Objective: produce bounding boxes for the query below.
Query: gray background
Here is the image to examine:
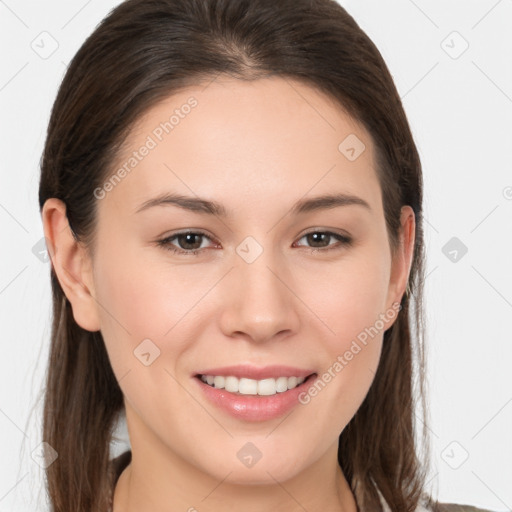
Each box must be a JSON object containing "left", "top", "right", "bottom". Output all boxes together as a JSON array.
[{"left": 0, "top": 0, "right": 511, "bottom": 510}]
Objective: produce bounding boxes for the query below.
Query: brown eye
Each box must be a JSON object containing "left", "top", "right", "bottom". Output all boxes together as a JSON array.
[
  {"left": 294, "top": 231, "right": 352, "bottom": 252},
  {"left": 157, "top": 230, "right": 215, "bottom": 255},
  {"left": 305, "top": 232, "right": 331, "bottom": 248},
  {"left": 174, "top": 233, "right": 204, "bottom": 250}
]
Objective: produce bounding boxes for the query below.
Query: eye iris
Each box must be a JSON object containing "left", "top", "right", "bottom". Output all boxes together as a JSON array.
[
  {"left": 307, "top": 232, "right": 330, "bottom": 248},
  {"left": 178, "top": 233, "right": 202, "bottom": 250},
  {"left": 169, "top": 231, "right": 342, "bottom": 252}
]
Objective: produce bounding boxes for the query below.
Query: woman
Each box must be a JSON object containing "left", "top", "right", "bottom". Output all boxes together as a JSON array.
[{"left": 38, "top": 0, "right": 495, "bottom": 510}]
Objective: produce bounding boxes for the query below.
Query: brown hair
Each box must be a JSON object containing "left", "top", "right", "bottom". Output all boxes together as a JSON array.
[{"left": 38, "top": 0, "right": 436, "bottom": 510}]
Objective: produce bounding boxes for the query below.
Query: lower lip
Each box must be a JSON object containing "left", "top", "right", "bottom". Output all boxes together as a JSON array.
[{"left": 194, "top": 374, "right": 318, "bottom": 422}]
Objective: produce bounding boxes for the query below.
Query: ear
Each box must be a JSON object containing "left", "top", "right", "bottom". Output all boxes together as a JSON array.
[
  {"left": 386, "top": 205, "right": 416, "bottom": 310},
  {"left": 41, "top": 198, "right": 101, "bottom": 332}
]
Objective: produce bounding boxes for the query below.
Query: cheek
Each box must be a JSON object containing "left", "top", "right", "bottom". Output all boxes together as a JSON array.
[
  {"left": 299, "top": 249, "right": 391, "bottom": 349},
  {"left": 94, "top": 258, "right": 162, "bottom": 337},
  {"left": 296, "top": 248, "right": 390, "bottom": 410},
  {"left": 93, "top": 225, "right": 195, "bottom": 335},
  {"left": 92, "top": 240, "right": 219, "bottom": 377},
  {"left": 92, "top": 249, "right": 199, "bottom": 419},
  {"left": 91, "top": 239, "right": 176, "bottom": 375}
]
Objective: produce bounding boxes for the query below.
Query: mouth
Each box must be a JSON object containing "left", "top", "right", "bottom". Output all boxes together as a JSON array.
[
  {"left": 193, "top": 369, "right": 319, "bottom": 422},
  {"left": 194, "top": 372, "right": 317, "bottom": 396},
  {"left": 192, "top": 363, "right": 317, "bottom": 395}
]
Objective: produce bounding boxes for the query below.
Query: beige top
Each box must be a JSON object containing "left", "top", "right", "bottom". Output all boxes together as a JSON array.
[{"left": 107, "top": 451, "right": 495, "bottom": 512}]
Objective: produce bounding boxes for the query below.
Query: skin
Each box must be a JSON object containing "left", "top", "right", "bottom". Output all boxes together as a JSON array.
[{"left": 43, "top": 76, "right": 415, "bottom": 512}]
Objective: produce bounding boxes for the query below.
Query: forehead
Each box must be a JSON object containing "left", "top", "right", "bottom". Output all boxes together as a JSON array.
[{"left": 101, "top": 76, "right": 381, "bottom": 218}]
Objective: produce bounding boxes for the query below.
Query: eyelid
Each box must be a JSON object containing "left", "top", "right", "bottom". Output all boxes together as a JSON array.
[
  {"left": 297, "top": 227, "right": 352, "bottom": 241},
  {"left": 293, "top": 229, "right": 352, "bottom": 249},
  {"left": 157, "top": 228, "right": 353, "bottom": 255},
  {"left": 156, "top": 228, "right": 217, "bottom": 247}
]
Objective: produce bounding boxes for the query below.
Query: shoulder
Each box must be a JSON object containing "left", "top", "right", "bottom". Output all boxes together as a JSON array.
[
  {"left": 433, "top": 504, "right": 498, "bottom": 512},
  {"left": 422, "top": 497, "right": 498, "bottom": 512},
  {"left": 381, "top": 492, "right": 499, "bottom": 512}
]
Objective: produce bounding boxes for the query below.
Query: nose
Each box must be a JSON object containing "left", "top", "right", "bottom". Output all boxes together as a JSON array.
[{"left": 218, "top": 246, "right": 301, "bottom": 344}]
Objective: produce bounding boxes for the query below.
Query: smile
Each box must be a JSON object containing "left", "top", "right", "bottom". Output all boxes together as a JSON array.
[
  {"left": 193, "top": 370, "right": 318, "bottom": 422},
  {"left": 198, "top": 374, "right": 311, "bottom": 396}
]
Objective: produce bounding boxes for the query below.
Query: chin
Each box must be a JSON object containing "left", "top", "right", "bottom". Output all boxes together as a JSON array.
[{"left": 218, "top": 464, "right": 303, "bottom": 486}]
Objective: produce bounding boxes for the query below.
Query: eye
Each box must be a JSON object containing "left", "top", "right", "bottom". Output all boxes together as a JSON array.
[
  {"left": 156, "top": 230, "right": 217, "bottom": 256},
  {"left": 293, "top": 230, "right": 352, "bottom": 253},
  {"left": 156, "top": 229, "right": 352, "bottom": 256}
]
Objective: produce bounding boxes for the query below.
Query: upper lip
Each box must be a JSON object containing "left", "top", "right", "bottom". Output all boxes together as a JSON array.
[{"left": 194, "top": 365, "right": 316, "bottom": 380}]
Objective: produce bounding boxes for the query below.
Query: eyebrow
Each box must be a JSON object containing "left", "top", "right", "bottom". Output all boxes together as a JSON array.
[{"left": 135, "top": 192, "right": 371, "bottom": 216}]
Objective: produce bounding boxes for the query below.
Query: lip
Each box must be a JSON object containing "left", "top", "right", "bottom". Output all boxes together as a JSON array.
[
  {"left": 193, "top": 364, "right": 315, "bottom": 380},
  {"left": 193, "top": 371, "right": 318, "bottom": 422}
]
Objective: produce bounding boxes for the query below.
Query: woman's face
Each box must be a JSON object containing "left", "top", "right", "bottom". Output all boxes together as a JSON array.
[{"left": 72, "top": 77, "right": 413, "bottom": 484}]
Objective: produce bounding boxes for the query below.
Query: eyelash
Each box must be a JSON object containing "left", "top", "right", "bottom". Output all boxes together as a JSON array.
[{"left": 156, "top": 229, "right": 353, "bottom": 256}]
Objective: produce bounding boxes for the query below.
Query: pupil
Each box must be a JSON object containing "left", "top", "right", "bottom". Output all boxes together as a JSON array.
[
  {"left": 308, "top": 232, "right": 328, "bottom": 247},
  {"left": 178, "top": 233, "right": 330, "bottom": 250},
  {"left": 180, "top": 234, "right": 201, "bottom": 250}
]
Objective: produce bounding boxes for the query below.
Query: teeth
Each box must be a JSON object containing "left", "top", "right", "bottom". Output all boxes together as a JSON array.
[
  {"left": 200, "top": 374, "right": 307, "bottom": 395},
  {"left": 213, "top": 376, "right": 225, "bottom": 389}
]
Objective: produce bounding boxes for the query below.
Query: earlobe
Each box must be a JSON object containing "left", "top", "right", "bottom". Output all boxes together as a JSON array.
[{"left": 41, "top": 198, "right": 101, "bottom": 332}]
